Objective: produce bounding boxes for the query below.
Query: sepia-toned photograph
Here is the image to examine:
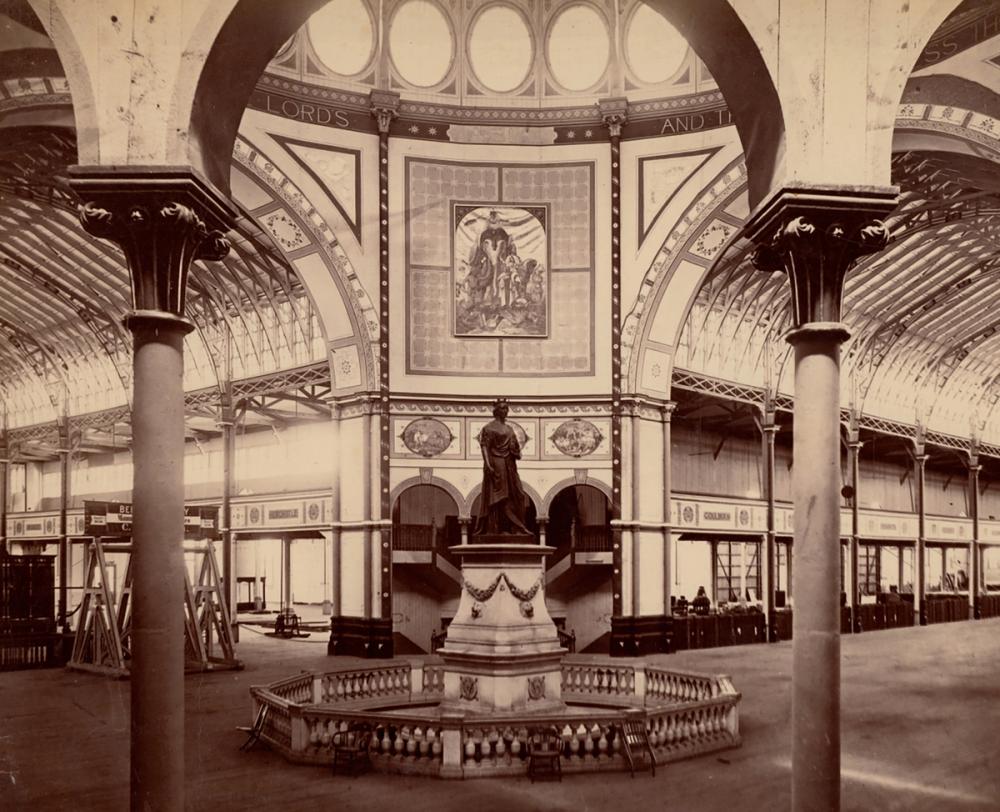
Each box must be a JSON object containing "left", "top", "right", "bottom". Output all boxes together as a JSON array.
[{"left": 2, "top": 1, "right": 1000, "bottom": 811}]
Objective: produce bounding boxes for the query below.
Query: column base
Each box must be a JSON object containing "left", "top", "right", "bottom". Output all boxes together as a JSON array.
[
  {"left": 609, "top": 615, "right": 672, "bottom": 657},
  {"left": 327, "top": 616, "right": 394, "bottom": 658}
]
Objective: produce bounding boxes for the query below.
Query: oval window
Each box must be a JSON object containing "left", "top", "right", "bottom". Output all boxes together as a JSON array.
[
  {"left": 547, "top": 4, "right": 609, "bottom": 92},
  {"left": 469, "top": 5, "right": 534, "bottom": 93},
  {"left": 390, "top": 1, "right": 454, "bottom": 88},
  {"left": 307, "top": 0, "right": 375, "bottom": 77},
  {"left": 626, "top": 3, "right": 688, "bottom": 84}
]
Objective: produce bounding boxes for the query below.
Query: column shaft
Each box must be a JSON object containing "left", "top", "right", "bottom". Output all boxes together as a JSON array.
[
  {"left": 330, "top": 403, "right": 342, "bottom": 617},
  {"left": 662, "top": 404, "right": 674, "bottom": 615},
  {"left": 790, "top": 332, "right": 843, "bottom": 812},
  {"left": 58, "top": 426, "right": 71, "bottom": 631},
  {"left": 763, "top": 416, "right": 778, "bottom": 640},
  {"left": 848, "top": 436, "right": 861, "bottom": 631},
  {"left": 220, "top": 392, "right": 235, "bottom": 633},
  {"left": 129, "top": 320, "right": 188, "bottom": 812},
  {"left": 282, "top": 534, "right": 292, "bottom": 611},
  {"left": 969, "top": 462, "right": 980, "bottom": 618},
  {"left": 916, "top": 452, "right": 927, "bottom": 625},
  {"left": 630, "top": 405, "right": 641, "bottom": 617}
]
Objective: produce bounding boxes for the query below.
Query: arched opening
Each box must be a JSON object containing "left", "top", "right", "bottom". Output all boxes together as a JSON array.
[
  {"left": 391, "top": 483, "right": 462, "bottom": 654},
  {"left": 392, "top": 484, "right": 461, "bottom": 551},
  {"left": 547, "top": 484, "right": 612, "bottom": 559}
]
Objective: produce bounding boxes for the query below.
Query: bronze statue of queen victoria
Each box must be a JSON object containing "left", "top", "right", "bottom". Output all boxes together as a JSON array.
[{"left": 474, "top": 398, "right": 532, "bottom": 537}]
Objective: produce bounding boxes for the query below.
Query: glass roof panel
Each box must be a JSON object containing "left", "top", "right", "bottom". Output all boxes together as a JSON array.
[
  {"left": 308, "top": 0, "right": 375, "bottom": 77},
  {"left": 547, "top": 4, "right": 609, "bottom": 91},
  {"left": 626, "top": 3, "right": 687, "bottom": 84},
  {"left": 469, "top": 5, "right": 533, "bottom": 93},
  {"left": 390, "top": 0, "right": 454, "bottom": 88}
]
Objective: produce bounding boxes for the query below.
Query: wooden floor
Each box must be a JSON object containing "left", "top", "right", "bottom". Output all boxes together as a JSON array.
[{"left": 2, "top": 619, "right": 1000, "bottom": 811}]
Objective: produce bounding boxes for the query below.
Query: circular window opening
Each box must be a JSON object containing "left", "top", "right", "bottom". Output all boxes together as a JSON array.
[
  {"left": 469, "top": 5, "right": 534, "bottom": 93},
  {"left": 390, "top": 0, "right": 454, "bottom": 88},
  {"left": 626, "top": 3, "right": 688, "bottom": 84},
  {"left": 307, "top": 0, "right": 375, "bottom": 77},
  {"left": 547, "top": 4, "right": 610, "bottom": 92}
]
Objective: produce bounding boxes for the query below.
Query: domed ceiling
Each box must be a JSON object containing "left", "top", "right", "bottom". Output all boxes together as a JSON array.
[{"left": 272, "top": 0, "right": 706, "bottom": 106}]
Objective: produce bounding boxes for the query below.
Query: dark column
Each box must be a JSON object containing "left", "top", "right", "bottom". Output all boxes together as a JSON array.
[
  {"left": 748, "top": 187, "right": 894, "bottom": 812},
  {"left": 57, "top": 417, "right": 72, "bottom": 632},
  {"left": 71, "top": 167, "right": 233, "bottom": 812},
  {"left": 370, "top": 90, "right": 398, "bottom": 628},
  {"left": 218, "top": 383, "right": 236, "bottom": 638},
  {"left": 761, "top": 397, "right": 778, "bottom": 640},
  {"left": 601, "top": 97, "right": 628, "bottom": 651},
  {"left": 968, "top": 445, "right": 980, "bottom": 618},
  {"left": 914, "top": 429, "right": 927, "bottom": 626},
  {"left": 282, "top": 534, "right": 292, "bottom": 612},
  {"left": 847, "top": 419, "right": 862, "bottom": 631},
  {"left": 0, "top": 425, "right": 8, "bottom": 556}
]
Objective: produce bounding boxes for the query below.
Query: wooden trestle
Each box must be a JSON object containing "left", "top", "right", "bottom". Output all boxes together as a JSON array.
[{"left": 68, "top": 539, "right": 242, "bottom": 677}]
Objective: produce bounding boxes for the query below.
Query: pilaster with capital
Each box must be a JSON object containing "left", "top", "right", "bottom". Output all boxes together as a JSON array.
[
  {"left": 370, "top": 89, "right": 399, "bottom": 624},
  {"left": 601, "top": 98, "right": 628, "bottom": 625}
]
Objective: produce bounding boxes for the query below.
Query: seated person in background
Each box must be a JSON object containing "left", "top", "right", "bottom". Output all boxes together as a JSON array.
[
  {"left": 886, "top": 585, "right": 902, "bottom": 604},
  {"left": 692, "top": 586, "right": 711, "bottom": 616},
  {"left": 675, "top": 595, "right": 689, "bottom": 615}
]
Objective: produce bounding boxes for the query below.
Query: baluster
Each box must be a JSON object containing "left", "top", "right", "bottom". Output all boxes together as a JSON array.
[
  {"left": 511, "top": 728, "right": 524, "bottom": 759},
  {"left": 495, "top": 728, "right": 508, "bottom": 762},
  {"left": 598, "top": 727, "right": 609, "bottom": 757},
  {"left": 486, "top": 728, "right": 499, "bottom": 764}
]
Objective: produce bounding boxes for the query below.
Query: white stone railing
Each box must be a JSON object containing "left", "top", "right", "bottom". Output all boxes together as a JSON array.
[
  {"left": 644, "top": 666, "right": 732, "bottom": 703},
  {"left": 561, "top": 662, "right": 637, "bottom": 703},
  {"left": 319, "top": 664, "right": 412, "bottom": 704},
  {"left": 247, "top": 657, "right": 740, "bottom": 777}
]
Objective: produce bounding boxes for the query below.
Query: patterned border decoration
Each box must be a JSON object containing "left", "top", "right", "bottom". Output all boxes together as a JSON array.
[
  {"left": 622, "top": 157, "right": 748, "bottom": 388},
  {"left": 233, "top": 135, "right": 378, "bottom": 389}
]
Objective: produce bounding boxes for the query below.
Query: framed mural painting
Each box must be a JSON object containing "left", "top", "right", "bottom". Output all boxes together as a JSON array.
[{"left": 452, "top": 204, "right": 549, "bottom": 338}]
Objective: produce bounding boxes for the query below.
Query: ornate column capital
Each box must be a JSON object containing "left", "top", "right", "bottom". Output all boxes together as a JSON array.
[
  {"left": 746, "top": 186, "right": 896, "bottom": 337},
  {"left": 370, "top": 89, "right": 401, "bottom": 134},
  {"left": 599, "top": 96, "right": 629, "bottom": 138},
  {"left": 69, "top": 167, "right": 234, "bottom": 326}
]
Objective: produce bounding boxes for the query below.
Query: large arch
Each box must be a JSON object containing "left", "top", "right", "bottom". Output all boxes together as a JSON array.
[
  {"left": 644, "top": 0, "right": 783, "bottom": 208},
  {"left": 540, "top": 476, "right": 614, "bottom": 518},
  {"left": 390, "top": 475, "right": 468, "bottom": 520}
]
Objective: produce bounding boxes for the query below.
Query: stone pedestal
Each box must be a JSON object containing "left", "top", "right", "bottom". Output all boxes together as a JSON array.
[{"left": 440, "top": 541, "right": 565, "bottom": 715}]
